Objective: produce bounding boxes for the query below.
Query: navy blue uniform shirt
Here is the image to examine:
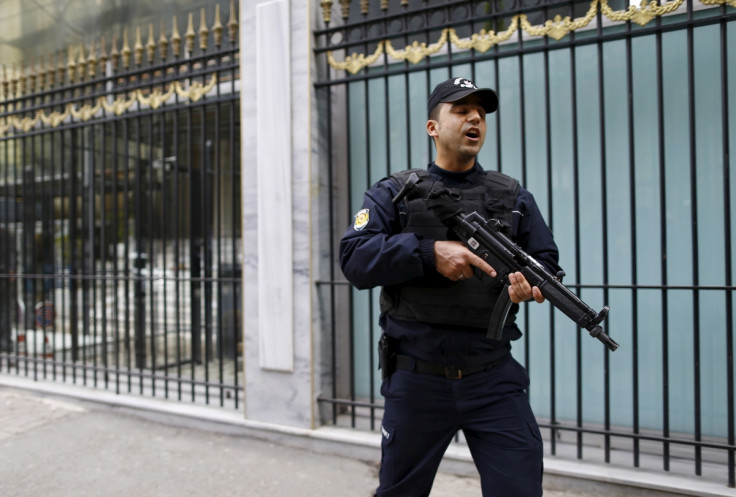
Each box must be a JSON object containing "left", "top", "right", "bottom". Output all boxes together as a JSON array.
[{"left": 339, "top": 162, "right": 561, "bottom": 369}]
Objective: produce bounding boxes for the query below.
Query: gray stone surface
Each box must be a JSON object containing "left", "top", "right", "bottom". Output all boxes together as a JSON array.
[{"left": 0, "top": 387, "right": 595, "bottom": 497}]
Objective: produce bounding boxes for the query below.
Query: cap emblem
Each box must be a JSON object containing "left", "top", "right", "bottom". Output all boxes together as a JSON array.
[{"left": 454, "top": 78, "right": 477, "bottom": 90}]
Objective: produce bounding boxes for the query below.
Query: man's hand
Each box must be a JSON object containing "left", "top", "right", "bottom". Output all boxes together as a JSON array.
[
  {"left": 508, "top": 271, "right": 545, "bottom": 304},
  {"left": 434, "top": 240, "right": 496, "bottom": 282}
]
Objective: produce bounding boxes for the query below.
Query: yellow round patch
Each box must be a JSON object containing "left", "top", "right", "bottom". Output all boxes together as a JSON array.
[{"left": 353, "top": 208, "right": 370, "bottom": 231}]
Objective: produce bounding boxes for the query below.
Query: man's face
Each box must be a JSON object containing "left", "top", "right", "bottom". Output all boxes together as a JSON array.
[{"left": 429, "top": 94, "right": 487, "bottom": 164}]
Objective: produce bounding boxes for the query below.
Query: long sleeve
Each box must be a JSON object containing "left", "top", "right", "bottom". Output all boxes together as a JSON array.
[{"left": 339, "top": 178, "right": 435, "bottom": 290}]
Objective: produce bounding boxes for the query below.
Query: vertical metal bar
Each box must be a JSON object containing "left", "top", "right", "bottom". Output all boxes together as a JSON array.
[
  {"left": 542, "top": 37, "right": 557, "bottom": 456},
  {"left": 359, "top": 72, "right": 372, "bottom": 429},
  {"left": 346, "top": 80, "right": 356, "bottom": 427},
  {"left": 230, "top": 67, "right": 240, "bottom": 410},
  {"left": 22, "top": 124, "right": 35, "bottom": 377},
  {"left": 596, "top": 7, "right": 613, "bottom": 464},
  {"left": 160, "top": 108, "right": 169, "bottom": 400},
  {"left": 188, "top": 87, "right": 200, "bottom": 400},
  {"left": 213, "top": 55, "right": 224, "bottom": 405},
  {"left": 686, "top": 0, "right": 702, "bottom": 476},
  {"left": 88, "top": 123, "right": 98, "bottom": 387},
  {"left": 60, "top": 128, "right": 69, "bottom": 379},
  {"left": 328, "top": 82, "right": 338, "bottom": 424},
  {"left": 100, "top": 121, "right": 109, "bottom": 389},
  {"left": 720, "top": 6, "right": 735, "bottom": 487},
  {"left": 112, "top": 118, "right": 121, "bottom": 394},
  {"left": 516, "top": 17, "right": 532, "bottom": 383},
  {"left": 173, "top": 106, "right": 183, "bottom": 401},
  {"left": 655, "top": 19, "right": 671, "bottom": 473},
  {"left": 569, "top": 29, "right": 584, "bottom": 461},
  {"left": 203, "top": 132, "right": 213, "bottom": 403},
  {"left": 215, "top": 102, "right": 224, "bottom": 406},
  {"left": 69, "top": 128, "right": 80, "bottom": 372},
  {"left": 122, "top": 115, "right": 132, "bottom": 393},
  {"left": 148, "top": 107, "right": 156, "bottom": 396},
  {"left": 134, "top": 113, "right": 146, "bottom": 384},
  {"left": 625, "top": 20, "right": 641, "bottom": 469},
  {"left": 324, "top": 53, "right": 338, "bottom": 423}
]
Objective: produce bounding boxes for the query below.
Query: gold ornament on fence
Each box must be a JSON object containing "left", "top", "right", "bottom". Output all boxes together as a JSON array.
[
  {"left": 385, "top": 29, "right": 449, "bottom": 65},
  {"left": 325, "top": 0, "right": 707, "bottom": 73},
  {"left": 0, "top": 4, "right": 238, "bottom": 137},
  {"left": 0, "top": 72, "right": 218, "bottom": 136}
]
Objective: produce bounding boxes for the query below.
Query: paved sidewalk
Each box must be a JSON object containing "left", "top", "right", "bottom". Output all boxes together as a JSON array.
[{"left": 0, "top": 387, "right": 596, "bottom": 497}]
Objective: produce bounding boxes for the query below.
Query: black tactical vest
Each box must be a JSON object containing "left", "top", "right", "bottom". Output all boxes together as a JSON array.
[{"left": 380, "top": 168, "right": 520, "bottom": 332}]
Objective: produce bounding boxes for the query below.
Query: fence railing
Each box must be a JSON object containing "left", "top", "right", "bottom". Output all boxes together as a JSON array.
[{"left": 0, "top": 2, "right": 243, "bottom": 410}]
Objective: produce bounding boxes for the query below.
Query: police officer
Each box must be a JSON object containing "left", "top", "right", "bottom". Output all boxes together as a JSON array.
[{"left": 339, "top": 77, "right": 562, "bottom": 497}]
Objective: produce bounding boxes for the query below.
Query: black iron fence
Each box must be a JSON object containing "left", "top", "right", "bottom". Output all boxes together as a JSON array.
[
  {"left": 0, "top": 3, "right": 242, "bottom": 409},
  {"left": 314, "top": 0, "right": 736, "bottom": 487}
]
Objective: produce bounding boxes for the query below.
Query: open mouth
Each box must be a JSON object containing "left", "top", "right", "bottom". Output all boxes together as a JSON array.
[{"left": 465, "top": 128, "right": 480, "bottom": 139}]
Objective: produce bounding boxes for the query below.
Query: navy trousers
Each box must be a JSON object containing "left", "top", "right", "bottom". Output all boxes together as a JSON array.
[{"left": 376, "top": 357, "right": 543, "bottom": 497}]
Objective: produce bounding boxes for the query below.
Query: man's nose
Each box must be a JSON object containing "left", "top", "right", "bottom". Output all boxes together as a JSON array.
[{"left": 468, "top": 109, "right": 482, "bottom": 123}]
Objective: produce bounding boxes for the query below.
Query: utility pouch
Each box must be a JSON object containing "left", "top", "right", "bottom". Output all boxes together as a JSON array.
[{"left": 378, "top": 333, "right": 398, "bottom": 380}]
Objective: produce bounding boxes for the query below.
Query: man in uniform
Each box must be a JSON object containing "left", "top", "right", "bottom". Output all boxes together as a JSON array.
[{"left": 339, "top": 77, "right": 561, "bottom": 496}]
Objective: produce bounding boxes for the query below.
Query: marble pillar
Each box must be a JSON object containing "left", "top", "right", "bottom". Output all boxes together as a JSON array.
[{"left": 241, "top": 0, "right": 318, "bottom": 429}]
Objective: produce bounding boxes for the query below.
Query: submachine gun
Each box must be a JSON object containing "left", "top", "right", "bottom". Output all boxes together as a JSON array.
[{"left": 392, "top": 172, "right": 619, "bottom": 352}]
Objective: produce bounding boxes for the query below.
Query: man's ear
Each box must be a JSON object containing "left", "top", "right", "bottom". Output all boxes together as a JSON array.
[{"left": 427, "top": 119, "right": 438, "bottom": 138}]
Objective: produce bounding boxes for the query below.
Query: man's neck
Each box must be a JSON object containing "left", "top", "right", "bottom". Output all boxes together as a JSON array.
[{"left": 433, "top": 157, "right": 476, "bottom": 173}]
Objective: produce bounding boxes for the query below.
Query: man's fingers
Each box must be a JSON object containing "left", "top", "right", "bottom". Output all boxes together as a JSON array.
[
  {"left": 532, "top": 286, "right": 545, "bottom": 303},
  {"left": 469, "top": 254, "right": 496, "bottom": 278}
]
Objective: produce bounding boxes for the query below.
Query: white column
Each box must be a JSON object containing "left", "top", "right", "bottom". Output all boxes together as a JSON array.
[
  {"left": 241, "top": 0, "right": 315, "bottom": 429},
  {"left": 256, "top": 0, "right": 293, "bottom": 372}
]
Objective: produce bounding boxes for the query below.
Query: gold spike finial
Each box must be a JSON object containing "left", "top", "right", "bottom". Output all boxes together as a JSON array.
[
  {"left": 47, "top": 54, "right": 55, "bottom": 88},
  {"left": 77, "top": 44, "right": 87, "bottom": 81},
  {"left": 99, "top": 36, "right": 109, "bottom": 68},
  {"left": 1, "top": 65, "right": 6, "bottom": 100},
  {"left": 134, "top": 27, "right": 144, "bottom": 66},
  {"left": 88, "top": 41, "right": 98, "bottom": 78},
  {"left": 10, "top": 64, "right": 19, "bottom": 97},
  {"left": 199, "top": 8, "right": 209, "bottom": 51},
  {"left": 227, "top": 0, "right": 238, "bottom": 43},
  {"left": 110, "top": 35, "right": 120, "bottom": 72},
  {"left": 19, "top": 64, "right": 27, "bottom": 95},
  {"left": 213, "top": 4, "right": 223, "bottom": 48},
  {"left": 146, "top": 24, "right": 156, "bottom": 63},
  {"left": 159, "top": 21, "right": 169, "bottom": 60},
  {"left": 28, "top": 60, "right": 37, "bottom": 93},
  {"left": 185, "top": 13, "right": 196, "bottom": 53},
  {"left": 171, "top": 16, "right": 182, "bottom": 58},
  {"left": 38, "top": 58, "right": 47, "bottom": 90},
  {"left": 340, "top": 0, "right": 350, "bottom": 19},
  {"left": 67, "top": 46, "right": 77, "bottom": 83},
  {"left": 122, "top": 29, "right": 132, "bottom": 69},
  {"left": 321, "top": 0, "right": 333, "bottom": 23},
  {"left": 58, "top": 50, "right": 66, "bottom": 85}
]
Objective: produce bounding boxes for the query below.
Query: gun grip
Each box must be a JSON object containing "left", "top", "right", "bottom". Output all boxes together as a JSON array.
[{"left": 487, "top": 284, "right": 513, "bottom": 341}]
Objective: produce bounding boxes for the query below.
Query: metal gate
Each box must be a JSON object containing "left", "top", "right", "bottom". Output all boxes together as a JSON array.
[
  {"left": 314, "top": 0, "right": 736, "bottom": 487},
  {"left": 0, "top": 3, "right": 242, "bottom": 408}
]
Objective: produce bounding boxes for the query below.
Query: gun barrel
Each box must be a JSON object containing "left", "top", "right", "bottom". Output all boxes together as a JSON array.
[{"left": 589, "top": 325, "right": 619, "bottom": 351}]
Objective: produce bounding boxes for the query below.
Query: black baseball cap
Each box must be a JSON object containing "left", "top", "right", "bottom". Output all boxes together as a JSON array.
[{"left": 427, "top": 77, "right": 498, "bottom": 116}]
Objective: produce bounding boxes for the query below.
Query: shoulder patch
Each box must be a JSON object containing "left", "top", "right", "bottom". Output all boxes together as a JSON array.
[{"left": 353, "top": 208, "right": 370, "bottom": 231}]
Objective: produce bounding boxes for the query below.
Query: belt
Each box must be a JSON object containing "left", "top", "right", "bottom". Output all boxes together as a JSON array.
[{"left": 394, "top": 354, "right": 509, "bottom": 380}]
